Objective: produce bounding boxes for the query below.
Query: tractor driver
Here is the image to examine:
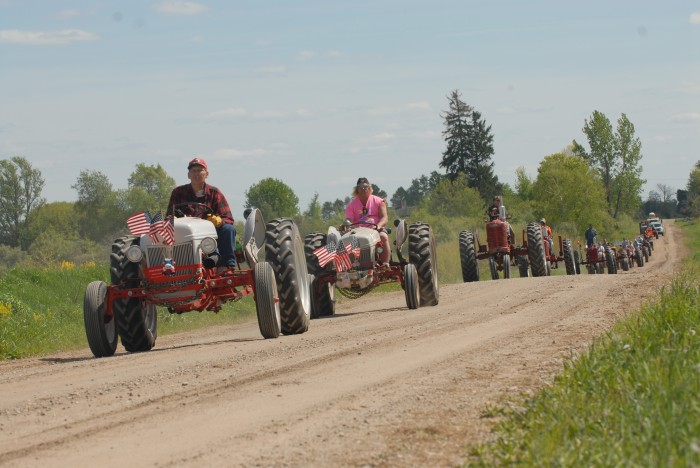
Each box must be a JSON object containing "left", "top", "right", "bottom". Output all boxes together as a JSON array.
[
  {"left": 166, "top": 157, "right": 237, "bottom": 271},
  {"left": 345, "top": 177, "right": 391, "bottom": 266},
  {"left": 540, "top": 218, "right": 553, "bottom": 252}
]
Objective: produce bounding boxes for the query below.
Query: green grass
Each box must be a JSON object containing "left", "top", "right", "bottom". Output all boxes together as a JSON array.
[
  {"left": 467, "top": 220, "right": 700, "bottom": 467},
  {"left": 0, "top": 263, "right": 255, "bottom": 359}
]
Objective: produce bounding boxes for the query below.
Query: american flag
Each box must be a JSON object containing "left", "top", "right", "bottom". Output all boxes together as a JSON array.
[
  {"left": 127, "top": 211, "right": 152, "bottom": 236},
  {"left": 161, "top": 215, "right": 175, "bottom": 246},
  {"left": 148, "top": 211, "right": 164, "bottom": 243},
  {"left": 347, "top": 236, "right": 361, "bottom": 259},
  {"left": 312, "top": 241, "right": 337, "bottom": 267},
  {"left": 334, "top": 243, "right": 352, "bottom": 272}
]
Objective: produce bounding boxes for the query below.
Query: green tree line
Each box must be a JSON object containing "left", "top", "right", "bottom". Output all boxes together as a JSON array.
[{"left": 1, "top": 93, "right": 688, "bottom": 272}]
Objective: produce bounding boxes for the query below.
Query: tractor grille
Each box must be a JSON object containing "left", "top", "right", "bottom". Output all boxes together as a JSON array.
[{"left": 147, "top": 243, "right": 196, "bottom": 267}]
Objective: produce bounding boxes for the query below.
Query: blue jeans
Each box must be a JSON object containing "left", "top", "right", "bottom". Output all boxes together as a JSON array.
[{"left": 216, "top": 223, "right": 237, "bottom": 267}]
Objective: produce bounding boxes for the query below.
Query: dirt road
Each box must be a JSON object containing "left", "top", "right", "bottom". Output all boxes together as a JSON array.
[{"left": 0, "top": 222, "right": 682, "bottom": 467}]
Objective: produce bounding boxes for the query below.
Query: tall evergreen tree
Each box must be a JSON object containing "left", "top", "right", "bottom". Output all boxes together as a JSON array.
[{"left": 439, "top": 90, "right": 500, "bottom": 200}]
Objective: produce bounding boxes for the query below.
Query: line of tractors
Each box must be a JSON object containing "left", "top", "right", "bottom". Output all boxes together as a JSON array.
[
  {"left": 458, "top": 199, "right": 660, "bottom": 281},
  {"left": 82, "top": 199, "right": 661, "bottom": 358}
]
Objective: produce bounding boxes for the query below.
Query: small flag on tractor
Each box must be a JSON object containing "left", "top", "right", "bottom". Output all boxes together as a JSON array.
[
  {"left": 312, "top": 241, "right": 337, "bottom": 267},
  {"left": 127, "top": 211, "right": 152, "bottom": 236},
  {"left": 148, "top": 211, "right": 164, "bottom": 243},
  {"left": 334, "top": 242, "right": 352, "bottom": 272},
  {"left": 161, "top": 215, "right": 175, "bottom": 246}
]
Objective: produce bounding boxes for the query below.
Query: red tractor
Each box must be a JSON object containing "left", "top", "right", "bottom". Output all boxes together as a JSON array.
[
  {"left": 83, "top": 207, "right": 311, "bottom": 358},
  {"left": 459, "top": 205, "right": 577, "bottom": 281}
]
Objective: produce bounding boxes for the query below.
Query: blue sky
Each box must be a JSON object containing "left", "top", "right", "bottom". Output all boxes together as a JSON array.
[{"left": 1, "top": 1, "right": 699, "bottom": 221}]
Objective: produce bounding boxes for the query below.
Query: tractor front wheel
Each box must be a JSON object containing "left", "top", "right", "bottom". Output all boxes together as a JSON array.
[
  {"left": 563, "top": 240, "right": 576, "bottom": 275},
  {"left": 403, "top": 263, "right": 420, "bottom": 310},
  {"left": 254, "top": 262, "right": 282, "bottom": 338},
  {"left": 83, "top": 281, "right": 118, "bottom": 357}
]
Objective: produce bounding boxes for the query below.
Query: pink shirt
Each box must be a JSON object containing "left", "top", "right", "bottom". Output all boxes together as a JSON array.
[{"left": 345, "top": 194, "right": 385, "bottom": 226}]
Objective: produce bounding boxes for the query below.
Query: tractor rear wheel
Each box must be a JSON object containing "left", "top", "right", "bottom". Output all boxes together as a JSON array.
[
  {"left": 518, "top": 256, "right": 529, "bottom": 277},
  {"left": 526, "top": 223, "right": 547, "bottom": 277},
  {"left": 621, "top": 250, "right": 629, "bottom": 271},
  {"left": 573, "top": 249, "right": 581, "bottom": 274},
  {"left": 403, "top": 263, "right": 420, "bottom": 310},
  {"left": 254, "top": 262, "right": 281, "bottom": 338},
  {"left": 459, "top": 230, "right": 479, "bottom": 282},
  {"left": 408, "top": 222, "right": 439, "bottom": 306},
  {"left": 304, "top": 232, "right": 335, "bottom": 318},
  {"left": 265, "top": 218, "right": 310, "bottom": 335},
  {"left": 563, "top": 240, "right": 576, "bottom": 275},
  {"left": 111, "top": 236, "right": 157, "bottom": 353},
  {"left": 83, "top": 281, "right": 118, "bottom": 357},
  {"left": 636, "top": 248, "right": 644, "bottom": 267},
  {"left": 605, "top": 246, "right": 617, "bottom": 274},
  {"left": 643, "top": 246, "right": 650, "bottom": 261}
]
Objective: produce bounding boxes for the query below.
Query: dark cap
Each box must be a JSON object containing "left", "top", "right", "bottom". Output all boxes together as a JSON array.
[
  {"left": 356, "top": 177, "right": 370, "bottom": 187},
  {"left": 188, "top": 157, "right": 208, "bottom": 170}
]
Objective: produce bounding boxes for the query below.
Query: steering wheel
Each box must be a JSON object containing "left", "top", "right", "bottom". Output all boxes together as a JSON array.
[
  {"left": 172, "top": 202, "right": 214, "bottom": 219},
  {"left": 341, "top": 221, "right": 391, "bottom": 234}
]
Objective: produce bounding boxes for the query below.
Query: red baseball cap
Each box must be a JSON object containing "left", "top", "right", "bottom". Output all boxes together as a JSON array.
[{"left": 188, "top": 157, "right": 208, "bottom": 170}]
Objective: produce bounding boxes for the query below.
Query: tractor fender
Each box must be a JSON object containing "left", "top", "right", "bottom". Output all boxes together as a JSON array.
[
  {"left": 326, "top": 225, "right": 342, "bottom": 247},
  {"left": 243, "top": 208, "right": 266, "bottom": 266},
  {"left": 395, "top": 219, "right": 408, "bottom": 252}
]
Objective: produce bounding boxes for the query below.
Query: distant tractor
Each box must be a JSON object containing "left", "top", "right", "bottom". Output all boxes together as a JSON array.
[{"left": 459, "top": 200, "right": 576, "bottom": 281}]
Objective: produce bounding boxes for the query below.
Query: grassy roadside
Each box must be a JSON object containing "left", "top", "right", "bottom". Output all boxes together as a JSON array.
[
  {"left": 0, "top": 263, "right": 256, "bottom": 359},
  {"left": 467, "top": 220, "right": 700, "bottom": 466}
]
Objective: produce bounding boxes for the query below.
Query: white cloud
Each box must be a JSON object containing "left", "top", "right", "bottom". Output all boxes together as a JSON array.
[
  {"left": 204, "top": 108, "right": 249, "bottom": 118},
  {"left": 191, "top": 35, "right": 205, "bottom": 43},
  {"left": 154, "top": 1, "right": 207, "bottom": 15},
  {"left": 496, "top": 107, "right": 516, "bottom": 114},
  {"left": 690, "top": 12, "right": 700, "bottom": 24},
  {"left": 55, "top": 9, "right": 81, "bottom": 20},
  {"left": 298, "top": 50, "right": 316, "bottom": 60},
  {"left": 410, "top": 130, "right": 441, "bottom": 141},
  {"left": 296, "top": 108, "right": 313, "bottom": 117},
  {"left": 671, "top": 112, "right": 700, "bottom": 123},
  {"left": 678, "top": 82, "right": 700, "bottom": 95},
  {"left": 373, "top": 132, "right": 395, "bottom": 141},
  {"left": 406, "top": 101, "right": 430, "bottom": 110},
  {"left": 325, "top": 50, "right": 342, "bottom": 57},
  {"left": 256, "top": 66, "right": 286, "bottom": 73},
  {"left": 213, "top": 148, "right": 267, "bottom": 160},
  {"left": 0, "top": 29, "right": 98, "bottom": 45},
  {"left": 253, "top": 110, "right": 290, "bottom": 119}
]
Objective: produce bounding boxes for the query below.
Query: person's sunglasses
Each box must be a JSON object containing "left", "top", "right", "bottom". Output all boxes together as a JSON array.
[{"left": 358, "top": 186, "right": 370, "bottom": 190}]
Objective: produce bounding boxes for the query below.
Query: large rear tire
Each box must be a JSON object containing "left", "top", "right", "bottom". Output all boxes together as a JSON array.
[
  {"left": 265, "top": 218, "right": 310, "bottom": 335},
  {"left": 459, "top": 230, "right": 479, "bottom": 282},
  {"left": 304, "top": 232, "right": 336, "bottom": 318},
  {"left": 502, "top": 254, "right": 511, "bottom": 279},
  {"left": 526, "top": 223, "right": 547, "bottom": 277},
  {"left": 403, "top": 263, "right": 420, "bottom": 310},
  {"left": 563, "top": 240, "right": 576, "bottom": 275},
  {"left": 111, "top": 236, "right": 157, "bottom": 353},
  {"left": 408, "top": 222, "right": 439, "bottom": 307},
  {"left": 621, "top": 250, "right": 629, "bottom": 271},
  {"left": 254, "top": 262, "right": 281, "bottom": 338},
  {"left": 84, "top": 281, "right": 118, "bottom": 357},
  {"left": 636, "top": 248, "right": 644, "bottom": 267},
  {"left": 573, "top": 249, "right": 581, "bottom": 274},
  {"left": 605, "top": 246, "right": 617, "bottom": 274}
]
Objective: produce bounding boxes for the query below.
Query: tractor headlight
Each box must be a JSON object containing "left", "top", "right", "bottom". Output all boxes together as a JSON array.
[
  {"left": 126, "top": 245, "right": 143, "bottom": 263},
  {"left": 200, "top": 237, "right": 217, "bottom": 254}
]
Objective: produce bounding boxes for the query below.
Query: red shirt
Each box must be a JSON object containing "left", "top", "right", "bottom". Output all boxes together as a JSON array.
[{"left": 166, "top": 183, "right": 234, "bottom": 224}]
